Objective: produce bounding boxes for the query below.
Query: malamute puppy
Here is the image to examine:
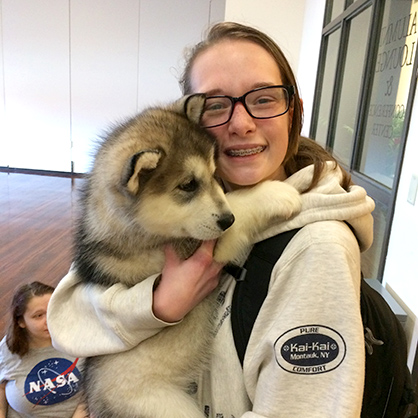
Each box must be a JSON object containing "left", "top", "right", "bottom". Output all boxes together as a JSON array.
[{"left": 75, "top": 95, "right": 301, "bottom": 418}]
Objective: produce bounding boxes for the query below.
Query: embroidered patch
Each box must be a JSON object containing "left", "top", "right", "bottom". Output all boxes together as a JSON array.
[{"left": 274, "top": 325, "right": 346, "bottom": 375}]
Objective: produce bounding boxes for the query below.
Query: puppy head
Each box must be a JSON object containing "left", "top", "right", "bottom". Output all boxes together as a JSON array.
[
  {"left": 133, "top": 151, "right": 234, "bottom": 240},
  {"left": 88, "top": 95, "right": 234, "bottom": 240}
]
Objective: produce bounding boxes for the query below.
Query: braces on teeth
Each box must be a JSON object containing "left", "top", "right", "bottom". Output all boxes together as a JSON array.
[{"left": 228, "top": 146, "right": 265, "bottom": 157}]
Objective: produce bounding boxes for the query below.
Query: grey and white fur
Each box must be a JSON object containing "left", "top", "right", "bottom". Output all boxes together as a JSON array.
[{"left": 74, "top": 95, "right": 302, "bottom": 418}]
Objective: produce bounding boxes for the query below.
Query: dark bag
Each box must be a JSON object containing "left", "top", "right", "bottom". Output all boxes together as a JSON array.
[{"left": 230, "top": 228, "right": 418, "bottom": 418}]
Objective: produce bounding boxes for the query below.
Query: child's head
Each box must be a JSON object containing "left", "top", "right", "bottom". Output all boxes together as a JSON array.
[
  {"left": 180, "top": 21, "right": 303, "bottom": 169},
  {"left": 6, "top": 281, "right": 55, "bottom": 357}
]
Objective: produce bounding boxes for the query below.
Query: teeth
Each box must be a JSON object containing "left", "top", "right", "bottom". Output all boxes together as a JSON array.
[{"left": 227, "top": 146, "right": 265, "bottom": 157}]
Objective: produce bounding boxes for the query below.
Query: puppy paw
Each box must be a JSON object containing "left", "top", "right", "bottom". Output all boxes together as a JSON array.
[
  {"left": 213, "top": 225, "right": 249, "bottom": 264},
  {"left": 226, "top": 180, "right": 302, "bottom": 223},
  {"left": 263, "top": 181, "right": 302, "bottom": 219},
  {"left": 214, "top": 181, "right": 302, "bottom": 264}
]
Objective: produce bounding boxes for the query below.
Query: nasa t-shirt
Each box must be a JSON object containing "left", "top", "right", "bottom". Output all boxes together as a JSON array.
[{"left": 0, "top": 337, "right": 82, "bottom": 417}]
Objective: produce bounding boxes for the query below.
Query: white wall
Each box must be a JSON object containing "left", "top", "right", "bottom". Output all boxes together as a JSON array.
[
  {"left": 383, "top": 79, "right": 418, "bottom": 367},
  {"left": 224, "top": 0, "right": 305, "bottom": 72},
  {"left": 70, "top": 0, "right": 141, "bottom": 173},
  {"left": 70, "top": 0, "right": 219, "bottom": 173},
  {"left": 1, "top": 0, "right": 71, "bottom": 171},
  {"left": 0, "top": 3, "right": 5, "bottom": 167},
  {"left": 137, "top": 0, "right": 219, "bottom": 108},
  {"left": 297, "top": 0, "right": 326, "bottom": 135},
  {"left": 0, "top": 0, "right": 225, "bottom": 173}
]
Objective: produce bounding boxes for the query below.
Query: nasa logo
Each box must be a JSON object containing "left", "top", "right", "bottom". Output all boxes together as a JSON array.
[
  {"left": 24, "top": 357, "right": 81, "bottom": 406},
  {"left": 274, "top": 325, "right": 346, "bottom": 375}
]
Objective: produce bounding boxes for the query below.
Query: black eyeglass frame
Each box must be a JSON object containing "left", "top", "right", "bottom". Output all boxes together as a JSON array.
[{"left": 186, "top": 85, "right": 295, "bottom": 128}]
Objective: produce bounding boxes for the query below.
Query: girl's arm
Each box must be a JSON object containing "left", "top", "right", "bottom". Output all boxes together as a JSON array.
[
  {"left": 0, "top": 382, "right": 8, "bottom": 418},
  {"left": 48, "top": 241, "right": 222, "bottom": 357},
  {"left": 47, "top": 269, "right": 163, "bottom": 357},
  {"left": 242, "top": 222, "right": 364, "bottom": 418}
]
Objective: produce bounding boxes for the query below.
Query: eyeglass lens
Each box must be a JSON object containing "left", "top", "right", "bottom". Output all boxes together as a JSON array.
[{"left": 201, "top": 86, "right": 291, "bottom": 128}]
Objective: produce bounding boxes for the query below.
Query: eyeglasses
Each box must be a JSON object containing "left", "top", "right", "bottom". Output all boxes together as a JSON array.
[{"left": 187, "top": 85, "right": 295, "bottom": 128}]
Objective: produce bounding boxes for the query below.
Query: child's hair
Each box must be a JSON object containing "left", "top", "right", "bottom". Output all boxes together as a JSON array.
[{"left": 6, "top": 281, "right": 54, "bottom": 357}]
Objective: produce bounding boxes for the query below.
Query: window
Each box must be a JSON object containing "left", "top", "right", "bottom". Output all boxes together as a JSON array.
[
  {"left": 333, "top": 7, "right": 372, "bottom": 166},
  {"left": 326, "top": 0, "right": 347, "bottom": 24},
  {"left": 359, "top": 1, "right": 417, "bottom": 188},
  {"left": 311, "top": 0, "right": 418, "bottom": 280},
  {"left": 315, "top": 29, "right": 341, "bottom": 147}
]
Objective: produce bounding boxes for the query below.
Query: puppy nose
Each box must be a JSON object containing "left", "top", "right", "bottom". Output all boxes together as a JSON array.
[{"left": 217, "top": 213, "right": 235, "bottom": 231}]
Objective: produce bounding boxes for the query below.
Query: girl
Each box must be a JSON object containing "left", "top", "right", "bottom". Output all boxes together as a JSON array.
[
  {"left": 48, "top": 22, "right": 375, "bottom": 417},
  {"left": 0, "top": 282, "right": 86, "bottom": 417}
]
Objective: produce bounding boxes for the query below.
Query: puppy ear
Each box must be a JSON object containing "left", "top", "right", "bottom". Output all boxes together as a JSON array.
[
  {"left": 183, "top": 94, "right": 206, "bottom": 124},
  {"left": 125, "top": 149, "right": 161, "bottom": 195},
  {"left": 170, "top": 94, "right": 206, "bottom": 125}
]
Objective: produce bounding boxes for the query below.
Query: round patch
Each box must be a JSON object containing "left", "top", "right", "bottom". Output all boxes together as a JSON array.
[
  {"left": 274, "top": 325, "right": 346, "bottom": 375},
  {"left": 24, "top": 357, "right": 81, "bottom": 406}
]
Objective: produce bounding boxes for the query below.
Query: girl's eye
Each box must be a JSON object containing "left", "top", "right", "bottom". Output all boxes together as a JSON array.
[
  {"left": 206, "top": 102, "right": 228, "bottom": 112},
  {"left": 204, "top": 97, "right": 231, "bottom": 113},
  {"left": 253, "top": 95, "right": 276, "bottom": 106}
]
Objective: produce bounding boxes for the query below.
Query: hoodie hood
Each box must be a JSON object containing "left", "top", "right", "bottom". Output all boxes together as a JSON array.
[{"left": 257, "top": 162, "right": 375, "bottom": 252}]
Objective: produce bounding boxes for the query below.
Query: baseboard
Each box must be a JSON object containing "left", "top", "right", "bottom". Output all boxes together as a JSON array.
[{"left": 0, "top": 166, "right": 85, "bottom": 178}]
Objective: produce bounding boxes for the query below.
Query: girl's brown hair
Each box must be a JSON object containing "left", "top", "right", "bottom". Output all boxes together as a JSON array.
[
  {"left": 180, "top": 22, "right": 351, "bottom": 191},
  {"left": 6, "top": 281, "right": 54, "bottom": 357}
]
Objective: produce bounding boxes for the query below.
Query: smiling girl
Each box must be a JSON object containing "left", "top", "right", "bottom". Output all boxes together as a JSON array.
[{"left": 48, "top": 22, "right": 375, "bottom": 418}]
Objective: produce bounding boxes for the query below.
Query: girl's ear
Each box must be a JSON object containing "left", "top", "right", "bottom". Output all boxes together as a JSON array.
[{"left": 18, "top": 319, "right": 26, "bottom": 329}]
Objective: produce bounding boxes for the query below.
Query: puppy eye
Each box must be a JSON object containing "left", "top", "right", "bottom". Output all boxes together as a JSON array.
[{"left": 178, "top": 178, "right": 198, "bottom": 192}]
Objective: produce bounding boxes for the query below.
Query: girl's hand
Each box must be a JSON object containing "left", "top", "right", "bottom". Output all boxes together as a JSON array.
[
  {"left": 72, "top": 402, "right": 90, "bottom": 418},
  {"left": 152, "top": 240, "right": 223, "bottom": 322}
]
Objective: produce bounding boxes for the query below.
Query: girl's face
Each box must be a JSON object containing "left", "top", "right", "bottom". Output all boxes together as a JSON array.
[
  {"left": 18, "top": 293, "right": 52, "bottom": 348},
  {"left": 190, "top": 40, "right": 292, "bottom": 190}
]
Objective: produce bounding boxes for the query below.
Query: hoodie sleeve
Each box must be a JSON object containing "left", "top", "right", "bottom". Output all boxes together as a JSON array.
[
  {"left": 47, "top": 269, "right": 180, "bottom": 357},
  {"left": 242, "top": 221, "right": 365, "bottom": 418}
]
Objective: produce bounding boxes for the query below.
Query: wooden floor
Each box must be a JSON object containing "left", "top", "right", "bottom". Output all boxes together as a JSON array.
[{"left": 0, "top": 172, "right": 84, "bottom": 335}]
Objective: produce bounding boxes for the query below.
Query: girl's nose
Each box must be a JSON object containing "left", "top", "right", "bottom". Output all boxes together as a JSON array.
[{"left": 227, "top": 103, "right": 256, "bottom": 136}]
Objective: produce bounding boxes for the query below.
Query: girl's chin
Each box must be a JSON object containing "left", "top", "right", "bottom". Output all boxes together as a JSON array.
[
  {"left": 218, "top": 163, "right": 285, "bottom": 188},
  {"left": 223, "top": 175, "right": 263, "bottom": 190}
]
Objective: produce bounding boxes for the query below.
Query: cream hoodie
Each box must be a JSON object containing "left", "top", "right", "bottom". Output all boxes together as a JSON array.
[{"left": 48, "top": 162, "right": 375, "bottom": 418}]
